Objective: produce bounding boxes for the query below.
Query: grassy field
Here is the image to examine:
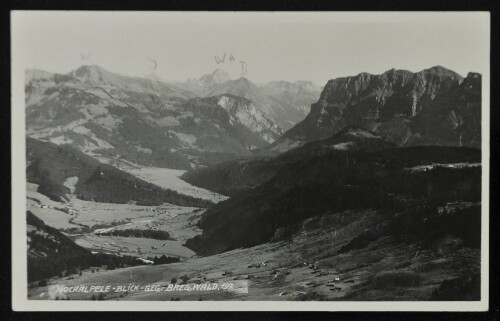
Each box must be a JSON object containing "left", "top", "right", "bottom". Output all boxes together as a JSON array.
[
  {"left": 70, "top": 198, "right": 199, "bottom": 229},
  {"left": 27, "top": 182, "right": 201, "bottom": 233},
  {"left": 27, "top": 183, "right": 82, "bottom": 230}
]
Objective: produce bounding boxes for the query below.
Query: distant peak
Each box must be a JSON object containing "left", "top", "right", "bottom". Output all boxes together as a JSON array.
[
  {"left": 380, "top": 68, "right": 414, "bottom": 80},
  {"left": 426, "top": 65, "right": 448, "bottom": 71},
  {"left": 71, "top": 64, "right": 109, "bottom": 77},
  {"left": 354, "top": 72, "right": 372, "bottom": 78},
  {"left": 199, "top": 68, "right": 231, "bottom": 85},
  {"left": 212, "top": 68, "right": 229, "bottom": 76},
  {"left": 294, "top": 80, "right": 321, "bottom": 91},
  {"left": 68, "top": 64, "right": 122, "bottom": 85},
  {"left": 295, "top": 80, "right": 312, "bottom": 85},
  {"left": 466, "top": 72, "right": 481, "bottom": 79},
  {"left": 420, "top": 65, "right": 463, "bottom": 78},
  {"left": 383, "top": 68, "right": 401, "bottom": 75},
  {"left": 76, "top": 64, "right": 105, "bottom": 72},
  {"left": 144, "top": 72, "right": 165, "bottom": 82},
  {"left": 235, "top": 77, "right": 251, "bottom": 83}
]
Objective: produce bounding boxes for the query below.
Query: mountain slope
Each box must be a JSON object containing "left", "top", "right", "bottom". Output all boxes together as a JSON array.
[
  {"left": 183, "top": 94, "right": 282, "bottom": 145},
  {"left": 186, "top": 143, "right": 481, "bottom": 255},
  {"left": 181, "top": 127, "right": 396, "bottom": 196},
  {"left": 27, "top": 211, "right": 148, "bottom": 283},
  {"left": 259, "top": 80, "right": 323, "bottom": 129},
  {"left": 26, "top": 137, "right": 213, "bottom": 207},
  {"left": 272, "top": 66, "right": 481, "bottom": 151},
  {"left": 27, "top": 210, "right": 91, "bottom": 282},
  {"left": 68, "top": 65, "right": 195, "bottom": 99},
  {"left": 206, "top": 77, "right": 321, "bottom": 130}
]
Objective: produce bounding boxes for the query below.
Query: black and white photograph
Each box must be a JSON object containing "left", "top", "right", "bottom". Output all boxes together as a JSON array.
[{"left": 10, "top": 11, "right": 490, "bottom": 311}]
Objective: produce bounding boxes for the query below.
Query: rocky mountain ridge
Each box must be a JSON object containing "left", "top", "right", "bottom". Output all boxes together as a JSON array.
[{"left": 272, "top": 66, "right": 481, "bottom": 152}]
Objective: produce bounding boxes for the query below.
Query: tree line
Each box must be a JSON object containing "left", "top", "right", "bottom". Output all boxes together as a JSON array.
[{"left": 97, "top": 228, "right": 173, "bottom": 240}]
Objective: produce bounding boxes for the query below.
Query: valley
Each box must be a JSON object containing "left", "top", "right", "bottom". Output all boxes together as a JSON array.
[
  {"left": 26, "top": 138, "right": 482, "bottom": 301},
  {"left": 27, "top": 180, "right": 205, "bottom": 258},
  {"left": 108, "top": 158, "right": 228, "bottom": 203}
]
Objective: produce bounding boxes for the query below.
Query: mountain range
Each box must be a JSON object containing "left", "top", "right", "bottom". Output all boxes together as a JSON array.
[
  {"left": 25, "top": 65, "right": 321, "bottom": 169},
  {"left": 173, "top": 69, "right": 322, "bottom": 130},
  {"left": 271, "top": 66, "right": 481, "bottom": 152}
]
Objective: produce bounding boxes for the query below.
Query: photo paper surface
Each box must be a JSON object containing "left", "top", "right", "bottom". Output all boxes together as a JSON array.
[{"left": 11, "top": 11, "right": 490, "bottom": 311}]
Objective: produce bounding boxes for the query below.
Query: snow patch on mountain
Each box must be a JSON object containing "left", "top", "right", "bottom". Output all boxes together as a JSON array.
[
  {"left": 84, "top": 134, "right": 115, "bottom": 150},
  {"left": 63, "top": 176, "right": 79, "bottom": 194},
  {"left": 49, "top": 136, "right": 74, "bottom": 145},
  {"left": 134, "top": 146, "right": 153, "bottom": 154},
  {"left": 270, "top": 139, "right": 305, "bottom": 152},
  {"left": 154, "top": 116, "right": 181, "bottom": 127},
  {"left": 217, "top": 95, "right": 234, "bottom": 112},
  {"left": 404, "top": 162, "right": 481, "bottom": 173},
  {"left": 72, "top": 125, "right": 91, "bottom": 135},
  {"left": 345, "top": 129, "right": 380, "bottom": 139},
  {"left": 330, "top": 142, "right": 354, "bottom": 150},
  {"left": 94, "top": 114, "right": 122, "bottom": 130},
  {"left": 169, "top": 130, "right": 197, "bottom": 148}
]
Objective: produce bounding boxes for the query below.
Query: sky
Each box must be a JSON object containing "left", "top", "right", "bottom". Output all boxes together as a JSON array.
[{"left": 12, "top": 11, "right": 490, "bottom": 86}]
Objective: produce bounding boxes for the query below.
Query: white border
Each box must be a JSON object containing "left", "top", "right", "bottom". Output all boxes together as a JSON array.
[{"left": 11, "top": 11, "right": 490, "bottom": 311}]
